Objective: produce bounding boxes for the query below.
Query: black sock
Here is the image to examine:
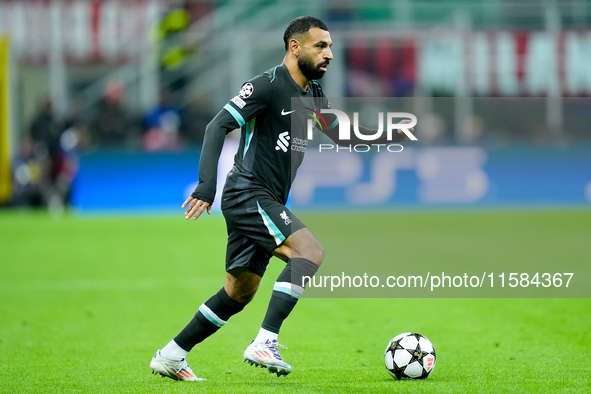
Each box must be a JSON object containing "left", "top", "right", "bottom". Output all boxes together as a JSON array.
[
  {"left": 174, "top": 287, "right": 245, "bottom": 351},
  {"left": 261, "top": 258, "right": 319, "bottom": 334}
]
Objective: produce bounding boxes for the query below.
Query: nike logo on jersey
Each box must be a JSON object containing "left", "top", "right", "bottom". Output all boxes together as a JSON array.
[{"left": 281, "top": 109, "right": 296, "bottom": 116}]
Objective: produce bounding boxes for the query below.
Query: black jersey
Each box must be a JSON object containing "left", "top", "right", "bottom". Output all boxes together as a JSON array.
[{"left": 192, "top": 63, "right": 329, "bottom": 207}]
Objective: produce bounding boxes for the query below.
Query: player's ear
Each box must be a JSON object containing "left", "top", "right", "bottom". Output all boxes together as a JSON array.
[{"left": 289, "top": 38, "right": 301, "bottom": 57}]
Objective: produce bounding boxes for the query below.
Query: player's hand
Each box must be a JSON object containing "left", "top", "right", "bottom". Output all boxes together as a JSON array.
[
  {"left": 182, "top": 196, "right": 211, "bottom": 220},
  {"left": 397, "top": 119, "right": 415, "bottom": 142}
]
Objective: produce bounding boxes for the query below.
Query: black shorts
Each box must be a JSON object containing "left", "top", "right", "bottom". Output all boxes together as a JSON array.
[{"left": 221, "top": 195, "right": 307, "bottom": 277}]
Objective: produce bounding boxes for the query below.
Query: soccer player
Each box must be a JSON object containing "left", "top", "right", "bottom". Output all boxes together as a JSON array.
[{"left": 150, "top": 16, "right": 413, "bottom": 381}]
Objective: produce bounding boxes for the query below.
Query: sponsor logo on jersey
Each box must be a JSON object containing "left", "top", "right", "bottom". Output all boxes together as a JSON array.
[
  {"left": 280, "top": 211, "right": 292, "bottom": 225},
  {"left": 281, "top": 109, "right": 296, "bottom": 115},
  {"left": 231, "top": 96, "right": 246, "bottom": 109},
  {"left": 239, "top": 82, "right": 254, "bottom": 98},
  {"left": 275, "top": 132, "right": 308, "bottom": 153},
  {"left": 275, "top": 131, "right": 290, "bottom": 152}
]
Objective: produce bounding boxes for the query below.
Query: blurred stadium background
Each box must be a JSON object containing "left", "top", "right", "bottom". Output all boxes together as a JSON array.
[
  {"left": 1, "top": 3, "right": 590, "bottom": 391},
  {"left": 0, "top": 0, "right": 590, "bottom": 211}
]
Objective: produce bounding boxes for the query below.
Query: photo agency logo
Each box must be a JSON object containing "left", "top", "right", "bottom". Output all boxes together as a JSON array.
[{"left": 304, "top": 108, "right": 418, "bottom": 152}]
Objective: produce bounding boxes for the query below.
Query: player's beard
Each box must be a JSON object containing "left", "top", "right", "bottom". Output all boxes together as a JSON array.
[{"left": 298, "top": 54, "right": 328, "bottom": 81}]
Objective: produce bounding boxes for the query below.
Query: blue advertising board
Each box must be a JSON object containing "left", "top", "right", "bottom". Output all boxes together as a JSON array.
[{"left": 71, "top": 146, "right": 591, "bottom": 212}]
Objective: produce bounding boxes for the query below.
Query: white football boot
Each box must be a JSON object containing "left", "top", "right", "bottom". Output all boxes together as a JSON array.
[
  {"left": 150, "top": 350, "right": 205, "bottom": 381},
  {"left": 243, "top": 339, "right": 292, "bottom": 376}
]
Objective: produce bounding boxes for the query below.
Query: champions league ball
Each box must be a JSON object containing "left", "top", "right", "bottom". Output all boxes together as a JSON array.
[{"left": 384, "top": 332, "right": 436, "bottom": 380}]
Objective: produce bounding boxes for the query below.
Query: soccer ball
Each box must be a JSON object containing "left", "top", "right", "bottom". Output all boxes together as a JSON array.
[{"left": 384, "top": 332, "right": 436, "bottom": 380}]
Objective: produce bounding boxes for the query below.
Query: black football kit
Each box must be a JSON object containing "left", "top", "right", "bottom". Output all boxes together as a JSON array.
[{"left": 191, "top": 63, "right": 402, "bottom": 275}]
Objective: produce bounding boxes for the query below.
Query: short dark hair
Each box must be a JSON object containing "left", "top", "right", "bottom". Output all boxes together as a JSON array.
[{"left": 283, "top": 16, "right": 328, "bottom": 51}]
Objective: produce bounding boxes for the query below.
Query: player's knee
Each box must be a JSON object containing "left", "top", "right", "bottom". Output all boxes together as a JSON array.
[
  {"left": 315, "top": 243, "right": 325, "bottom": 265},
  {"left": 236, "top": 290, "right": 257, "bottom": 304},
  {"left": 227, "top": 286, "right": 258, "bottom": 304},
  {"left": 292, "top": 232, "right": 324, "bottom": 266},
  {"left": 224, "top": 270, "right": 261, "bottom": 304},
  {"left": 305, "top": 243, "right": 324, "bottom": 267}
]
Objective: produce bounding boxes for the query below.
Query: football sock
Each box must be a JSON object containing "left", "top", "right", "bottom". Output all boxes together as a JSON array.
[
  {"left": 174, "top": 287, "right": 246, "bottom": 352},
  {"left": 260, "top": 258, "right": 319, "bottom": 335},
  {"left": 160, "top": 339, "right": 188, "bottom": 361},
  {"left": 253, "top": 327, "right": 279, "bottom": 345}
]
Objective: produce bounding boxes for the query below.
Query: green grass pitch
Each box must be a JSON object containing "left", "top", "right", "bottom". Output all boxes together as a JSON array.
[{"left": 1, "top": 209, "right": 590, "bottom": 393}]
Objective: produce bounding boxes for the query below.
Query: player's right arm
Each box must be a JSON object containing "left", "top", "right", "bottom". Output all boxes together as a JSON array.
[
  {"left": 185, "top": 75, "right": 272, "bottom": 220},
  {"left": 184, "top": 110, "right": 237, "bottom": 220}
]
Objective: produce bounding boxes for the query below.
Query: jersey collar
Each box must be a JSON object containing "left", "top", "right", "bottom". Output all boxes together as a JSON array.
[{"left": 279, "top": 63, "right": 310, "bottom": 95}]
